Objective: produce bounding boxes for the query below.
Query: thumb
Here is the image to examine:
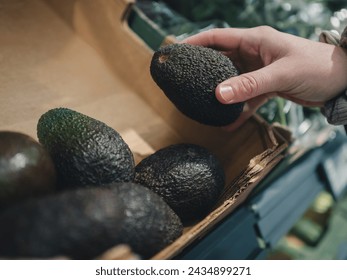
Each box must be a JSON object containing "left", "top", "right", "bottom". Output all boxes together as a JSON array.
[{"left": 216, "top": 65, "right": 282, "bottom": 104}]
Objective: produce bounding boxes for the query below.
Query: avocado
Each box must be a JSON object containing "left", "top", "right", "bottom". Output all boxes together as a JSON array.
[
  {"left": 37, "top": 108, "right": 135, "bottom": 189},
  {"left": 134, "top": 143, "right": 225, "bottom": 223},
  {"left": 0, "top": 182, "right": 183, "bottom": 259},
  {"left": 150, "top": 43, "right": 244, "bottom": 126},
  {"left": 0, "top": 131, "right": 56, "bottom": 207}
]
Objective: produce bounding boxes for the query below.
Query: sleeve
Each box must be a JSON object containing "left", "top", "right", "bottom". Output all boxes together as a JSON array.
[
  {"left": 320, "top": 26, "right": 347, "bottom": 126},
  {"left": 341, "top": 26, "right": 347, "bottom": 49},
  {"left": 322, "top": 91, "right": 347, "bottom": 125}
]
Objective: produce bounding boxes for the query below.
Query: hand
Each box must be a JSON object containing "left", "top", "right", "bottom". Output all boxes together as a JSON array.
[{"left": 182, "top": 26, "right": 347, "bottom": 131}]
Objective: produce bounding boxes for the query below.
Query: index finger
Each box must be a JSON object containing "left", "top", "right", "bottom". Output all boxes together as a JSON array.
[{"left": 181, "top": 28, "right": 245, "bottom": 51}]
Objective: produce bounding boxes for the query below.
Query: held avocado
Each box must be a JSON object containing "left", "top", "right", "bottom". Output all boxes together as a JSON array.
[
  {"left": 150, "top": 43, "right": 244, "bottom": 126},
  {"left": 134, "top": 143, "right": 225, "bottom": 223},
  {"left": 37, "top": 108, "right": 135, "bottom": 189},
  {"left": 0, "top": 131, "right": 56, "bottom": 207},
  {"left": 0, "top": 183, "right": 183, "bottom": 259}
]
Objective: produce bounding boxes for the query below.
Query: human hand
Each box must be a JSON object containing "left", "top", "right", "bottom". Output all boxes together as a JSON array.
[{"left": 182, "top": 26, "right": 347, "bottom": 131}]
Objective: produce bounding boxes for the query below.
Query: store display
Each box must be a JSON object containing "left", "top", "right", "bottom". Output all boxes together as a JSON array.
[{"left": 3, "top": 0, "right": 347, "bottom": 261}]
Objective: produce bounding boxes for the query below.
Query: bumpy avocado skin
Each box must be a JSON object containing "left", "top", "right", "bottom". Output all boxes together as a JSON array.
[
  {"left": 0, "top": 131, "right": 56, "bottom": 207},
  {"left": 0, "top": 183, "right": 183, "bottom": 259},
  {"left": 113, "top": 183, "right": 183, "bottom": 258},
  {"left": 150, "top": 43, "right": 244, "bottom": 126},
  {"left": 37, "top": 108, "right": 135, "bottom": 189},
  {"left": 134, "top": 143, "right": 225, "bottom": 223}
]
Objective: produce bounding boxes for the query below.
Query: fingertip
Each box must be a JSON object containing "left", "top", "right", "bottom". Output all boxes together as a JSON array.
[{"left": 216, "top": 83, "right": 235, "bottom": 104}]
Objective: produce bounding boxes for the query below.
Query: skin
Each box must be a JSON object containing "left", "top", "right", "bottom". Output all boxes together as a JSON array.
[{"left": 182, "top": 26, "right": 347, "bottom": 131}]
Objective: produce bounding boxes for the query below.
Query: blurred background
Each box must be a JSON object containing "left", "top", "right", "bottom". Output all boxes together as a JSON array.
[{"left": 148, "top": 0, "right": 347, "bottom": 39}]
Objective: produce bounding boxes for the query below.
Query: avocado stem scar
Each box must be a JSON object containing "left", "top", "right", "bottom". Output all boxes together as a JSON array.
[{"left": 159, "top": 54, "right": 169, "bottom": 63}]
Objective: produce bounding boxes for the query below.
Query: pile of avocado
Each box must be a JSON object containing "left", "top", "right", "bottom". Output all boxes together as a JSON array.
[{"left": 0, "top": 107, "right": 225, "bottom": 259}]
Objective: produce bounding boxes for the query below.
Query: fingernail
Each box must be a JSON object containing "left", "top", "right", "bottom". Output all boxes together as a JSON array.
[{"left": 219, "top": 85, "right": 234, "bottom": 102}]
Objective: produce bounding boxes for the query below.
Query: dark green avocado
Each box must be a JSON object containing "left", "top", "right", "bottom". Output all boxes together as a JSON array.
[
  {"left": 150, "top": 43, "right": 244, "bottom": 126},
  {"left": 0, "top": 182, "right": 183, "bottom": 259},
  {"left": 134, "top": 143, "right": 225, "bottom": 223},
  {"left": 0, "top": 131, "right": 56, "bottom": 207},
  {"left": 37, "top": 108, "right": 135, "bottom": 189}
]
